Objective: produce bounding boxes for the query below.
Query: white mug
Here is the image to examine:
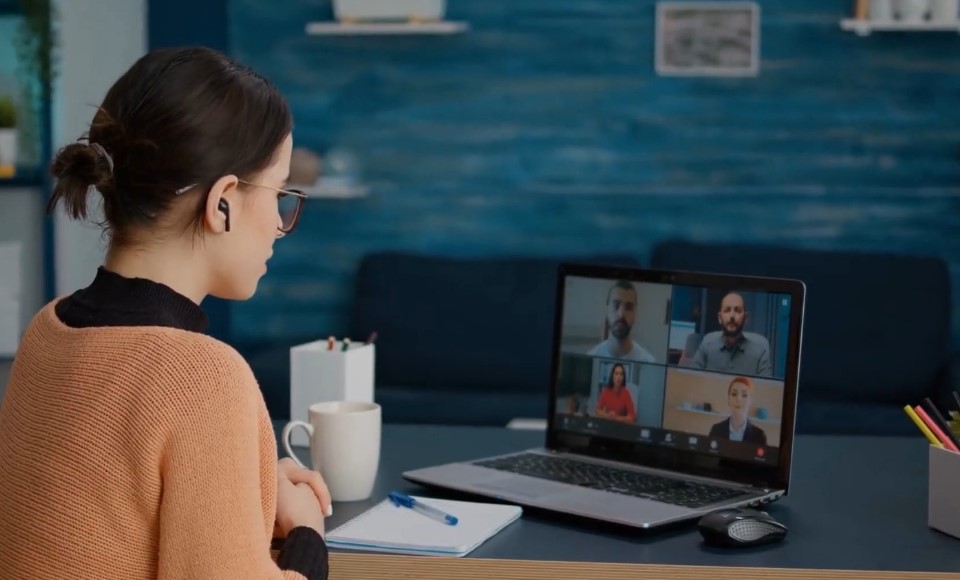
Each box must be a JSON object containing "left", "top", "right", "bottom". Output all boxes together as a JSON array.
[{"left": 281, "top": 401, "right": 381, "bottom": 502}]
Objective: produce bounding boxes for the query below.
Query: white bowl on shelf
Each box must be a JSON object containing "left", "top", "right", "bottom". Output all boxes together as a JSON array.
[{"left": 333, "top": 0, "right": 446, "bottom": 22}]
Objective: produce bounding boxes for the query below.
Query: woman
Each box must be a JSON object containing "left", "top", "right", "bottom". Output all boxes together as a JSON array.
[
  {"left": 709, "top": 376, "right": 767, "bottom": 445},
  {"left": 594, "top": 363, "right": 637, "bottom": 423},
  {"left": 0, "top": 47, "right": 331, "bottom": 579}
]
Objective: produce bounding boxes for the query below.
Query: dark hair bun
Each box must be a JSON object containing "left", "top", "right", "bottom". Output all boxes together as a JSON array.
[
  {"left": 46, "top": 46, "right": 291, "bottom": 247},
  {"left": 48, "top": 143, "right": 113, "bottom": 220}
]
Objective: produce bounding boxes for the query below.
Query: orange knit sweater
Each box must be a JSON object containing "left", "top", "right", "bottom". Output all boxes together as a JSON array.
[{"left": 0, "top": 301, "right": 320, "bottom": 579}]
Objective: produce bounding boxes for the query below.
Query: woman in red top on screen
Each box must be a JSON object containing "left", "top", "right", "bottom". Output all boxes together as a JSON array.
[{"left": 594, "top": 363, "right": 637, "bottom": 423}]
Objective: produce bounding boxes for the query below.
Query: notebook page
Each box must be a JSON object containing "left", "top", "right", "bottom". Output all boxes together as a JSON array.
[{"left": 326, "top": 496, "right": 522, "bottom": 557}]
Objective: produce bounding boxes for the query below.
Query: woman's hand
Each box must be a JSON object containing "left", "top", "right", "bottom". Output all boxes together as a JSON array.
[
  {"left": 275, "top": 476, "right": 326, "bottom": 537},
  {"left": 278, "top": 457, "right": 333, "bottom": 516},
  {"left": 275, "top": 458, "right": 332, "bottom": 537}
]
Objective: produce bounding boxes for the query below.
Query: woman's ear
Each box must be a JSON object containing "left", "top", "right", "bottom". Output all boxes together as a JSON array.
[{"left": 204, "top": 175, "right": 239, "bottom": 234}]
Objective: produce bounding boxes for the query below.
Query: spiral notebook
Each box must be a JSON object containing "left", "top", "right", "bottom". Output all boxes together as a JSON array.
[{"left": 325, "top": 495, "right": 523, "bottom": 557}]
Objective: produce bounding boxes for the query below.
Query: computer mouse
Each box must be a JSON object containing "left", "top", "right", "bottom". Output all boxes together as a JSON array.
[{"left": 697, "top": 508, "right": 787, "bottom": 548}]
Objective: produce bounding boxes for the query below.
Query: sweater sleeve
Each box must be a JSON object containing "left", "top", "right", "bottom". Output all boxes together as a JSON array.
[
  {"left": 156, "top": 359, "right": 328, "bottom": 580},
  {"left": 276, "top": 527, "right": 329, "bottom": 577}
]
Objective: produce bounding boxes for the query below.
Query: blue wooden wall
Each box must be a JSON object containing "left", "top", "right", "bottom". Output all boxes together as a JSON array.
[{"left": 226, "top": 0, "right": 960, "bottom": 347}]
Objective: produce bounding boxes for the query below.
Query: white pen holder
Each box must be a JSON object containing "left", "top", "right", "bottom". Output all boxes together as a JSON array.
[
  {"left": 289, "top": 339, "right": 375, "bottom": 447},
  {"left": 928, "top": 444, "right": 960, "bottom": 540}
]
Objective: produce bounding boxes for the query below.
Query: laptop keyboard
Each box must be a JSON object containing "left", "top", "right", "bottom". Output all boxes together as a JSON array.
[{"left": 473, "top": 453, "right": 749, "bottom": 508}]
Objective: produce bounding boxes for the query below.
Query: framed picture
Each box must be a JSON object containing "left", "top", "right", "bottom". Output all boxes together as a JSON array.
[{"left": 655, "top": 1, "right": 760, "bottom": 77}]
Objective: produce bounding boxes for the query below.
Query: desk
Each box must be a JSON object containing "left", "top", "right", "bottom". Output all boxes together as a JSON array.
[{"left": 274, "top": 422, "right": 960, "bottom": 579}]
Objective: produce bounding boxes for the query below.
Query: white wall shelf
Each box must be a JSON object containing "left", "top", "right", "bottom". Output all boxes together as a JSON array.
[
  {"left": 306, "top": 21, "right": 469, "bottom": 36},
  {"left": 840, "top": 18, "right": 960, "bottom": 35},
  {"left": 297, "top": 177, "right": 370, "bottom": 200}
]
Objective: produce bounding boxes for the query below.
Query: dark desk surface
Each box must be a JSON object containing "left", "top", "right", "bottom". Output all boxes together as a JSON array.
[{"left": 274, "top": 422, "right": 960, "bottom": 575}]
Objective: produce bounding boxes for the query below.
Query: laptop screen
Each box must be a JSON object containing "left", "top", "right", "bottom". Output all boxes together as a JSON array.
[{"left": 548, "top": 264, "right": 804, "bottom": 489}]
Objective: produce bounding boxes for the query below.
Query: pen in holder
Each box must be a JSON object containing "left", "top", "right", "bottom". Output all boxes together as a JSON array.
[
  {"left": 289, "top": 337, "right": 375, "bottom": 447},
  {"left": 928, "top": 444, "right": 960, "bottom": 540}
]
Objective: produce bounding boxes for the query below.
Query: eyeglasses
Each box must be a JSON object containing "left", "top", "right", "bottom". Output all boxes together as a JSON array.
[{"left": 237, "top": 179, "right": 308, "bottom": 234}]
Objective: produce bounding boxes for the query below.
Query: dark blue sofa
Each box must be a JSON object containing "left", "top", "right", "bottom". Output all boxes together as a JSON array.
[
  {"left": 348, "top": 252, "right": 640, "bottom": 426},
  {"left": 246, "top": 244, "right": 956, "bottom": 437},
  {"left": 650, "top": 240, "right": 958, "bottom": 436}
]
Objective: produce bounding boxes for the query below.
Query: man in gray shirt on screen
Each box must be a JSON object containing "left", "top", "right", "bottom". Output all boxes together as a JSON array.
[
  {"left": 689, "top": 291, "right": 772, "bottom": 376},
  {"left": 587, "top": 280, "right": 657, "bottom": 363}
]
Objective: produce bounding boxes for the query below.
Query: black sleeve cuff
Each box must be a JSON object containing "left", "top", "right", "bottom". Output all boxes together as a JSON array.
[{"left": 276, "top": 526, "right": 329, "bottom": 580}]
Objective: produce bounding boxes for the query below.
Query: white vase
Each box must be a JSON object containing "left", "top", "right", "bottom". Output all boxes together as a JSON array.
[
  {"left": 929, "top": 0, "right": 959, "bottom": 21},
  {"left": 333, "top": 0, "right": 446, "bottom": 22},
  {"left": 0, "top": 129, "right": 17, "bottom": 168},
  {"left": 869, "top": 0, "right": 895, "bottom": 21},
  {"left": 896, "top": 0, "right": 930, "bottom": 22}
]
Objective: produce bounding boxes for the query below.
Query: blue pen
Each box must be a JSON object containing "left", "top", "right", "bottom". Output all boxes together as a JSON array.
[{"left": 388, "top": 491, "right": 459, "bottom": 526}]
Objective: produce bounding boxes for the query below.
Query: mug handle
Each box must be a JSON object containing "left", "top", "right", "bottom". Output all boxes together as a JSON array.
[{"left": 281, "top": 420, "right": 314, "bottom": 469}]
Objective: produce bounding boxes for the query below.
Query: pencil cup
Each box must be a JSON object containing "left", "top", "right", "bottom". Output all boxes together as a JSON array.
[
  {"left": 282, "top": 401, "right": 381, "bottom": 502},
  {"left": 289, "top": 338, "right": 375, "bottom": 447},
  {"left": 928, "top": 445, "right": 960, "bottom": 540}
]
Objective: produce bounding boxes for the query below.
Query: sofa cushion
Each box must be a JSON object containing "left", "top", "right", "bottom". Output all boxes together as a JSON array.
[
  {"left": 237, "top": 341, "right": 295, "bottom": 420},
  {"left": 375, "top": 386, "right": 547, "bottom": 426},
  {"left": 350, "top": 253, "right": 640, "bottom": 406},
  {"left": 650, "top": 241, "right": 951, "bottom": 406},
  {"left": 796, "top": 400, "right": 922, "bottom": 437}
]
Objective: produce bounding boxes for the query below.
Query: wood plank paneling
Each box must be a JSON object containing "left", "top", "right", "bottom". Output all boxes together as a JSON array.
[{"left": 228, "top": 0, "right": 960, "bottom": 347}]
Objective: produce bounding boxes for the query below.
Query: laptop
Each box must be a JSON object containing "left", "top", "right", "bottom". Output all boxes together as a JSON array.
[{"left": 403, "top": 262, "right": 805, "bottom": 530}]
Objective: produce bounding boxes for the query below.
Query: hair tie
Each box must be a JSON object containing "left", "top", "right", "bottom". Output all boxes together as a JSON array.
[{"left": 89, "top": 143, "right": 115, "bottom": 175}]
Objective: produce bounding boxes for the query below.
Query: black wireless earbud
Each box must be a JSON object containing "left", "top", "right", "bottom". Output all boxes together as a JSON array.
[{"left": 218, "top": 199, "right": 230, "bottom": 232}]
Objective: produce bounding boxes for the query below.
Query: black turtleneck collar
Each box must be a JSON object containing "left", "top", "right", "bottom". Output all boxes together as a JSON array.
[{"left": 55, "top": 267, "right": 208, "bottom": 333}]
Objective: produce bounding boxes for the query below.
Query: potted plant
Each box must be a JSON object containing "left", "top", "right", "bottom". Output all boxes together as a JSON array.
[{"left": 0, "top": 96, "right": 17, "bottom": 171}]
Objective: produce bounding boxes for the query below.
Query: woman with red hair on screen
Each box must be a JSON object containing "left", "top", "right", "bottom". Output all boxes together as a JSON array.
[
  {"left": 709, "top": 376, "right": 768, "bottom": 445},
  {"left": 595, "top": 363, "right": 637, "bottom": 423}
]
